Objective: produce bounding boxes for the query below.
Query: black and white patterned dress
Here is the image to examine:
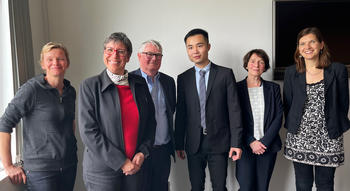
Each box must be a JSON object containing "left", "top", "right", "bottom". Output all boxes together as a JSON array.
[{"left": 284, "top": 80, "right": 344, "bottom": 167}]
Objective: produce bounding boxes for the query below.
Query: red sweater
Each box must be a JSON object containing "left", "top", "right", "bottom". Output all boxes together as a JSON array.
[{"left": 116, "top": 85, "right": 139, "bottom": 160}]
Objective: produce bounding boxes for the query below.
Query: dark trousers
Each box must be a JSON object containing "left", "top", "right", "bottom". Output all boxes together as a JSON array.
[
  {"left": 83, "top": 167, "right": 144, "bottom": 191},
  {"left": 143, "top": 143, "right": 172, "bottom": 191},
  {"left": 236, "top": 149, "right": 277, "bottom": 191},
  {"left": 25, "top": 165, "right": 77, "bottom": 191},
  {"left": 187, "top": 135, "right": 228, "bottom": 191},
  {"left": 293, "top": 162, "right": 336, "bottom": 191}
]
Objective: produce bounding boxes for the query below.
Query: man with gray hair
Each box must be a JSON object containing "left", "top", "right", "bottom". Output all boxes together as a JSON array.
[{"left": 131, "top": 40, "right": 176, "bottom": 191}]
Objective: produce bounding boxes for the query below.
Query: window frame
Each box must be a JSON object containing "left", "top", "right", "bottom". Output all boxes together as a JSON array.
[{"left": 0, "top": 0, "right": 35, "bottom": 180}]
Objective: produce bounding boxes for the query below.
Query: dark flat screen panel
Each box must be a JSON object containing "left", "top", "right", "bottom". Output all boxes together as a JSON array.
[{"left": 274, "top": 1, "right": 350, "bottom": 80}]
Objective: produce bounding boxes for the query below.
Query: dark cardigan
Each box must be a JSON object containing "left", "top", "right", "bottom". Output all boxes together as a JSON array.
[{"left": 283, "top": 62, "right": 350, "bottom": 139}]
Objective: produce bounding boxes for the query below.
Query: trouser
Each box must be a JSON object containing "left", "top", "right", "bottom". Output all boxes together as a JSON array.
[
  {"left": 83, "top": 167, "right": 144, "bottom": 191},
  {"left": 143, "top": 142, "right": 172, "bottom": 191},
  {"left": 293, "top": 162, "right": 336, "bottom": 191},
  {"left": 236, "top": 150, "right": 277, "bottom": 191},
  {"left": 187, "top": 134, "right": 228, "bottom": 191},
  {"left": 25, "top": 165, "right": 77, "bottom": 191}
]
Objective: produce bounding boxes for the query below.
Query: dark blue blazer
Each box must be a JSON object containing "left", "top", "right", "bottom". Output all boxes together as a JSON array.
[
  {"left": 175, "top": 63, "right": 243, "bottom": 154},
  {"left": 131, "top": 69, "right": 176, "bottom": 159},
  {"left": 237, "top": 78, "right": 283, "bottom": 153},
  {"left": 283, "top": 62, "right": 350, "bottom": 139}
]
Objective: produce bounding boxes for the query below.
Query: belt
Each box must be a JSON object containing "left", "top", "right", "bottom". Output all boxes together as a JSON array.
[
  {"left": 153, "top": 142, "right": 170, "bottom": 149},
  {"left": 203, "top": 128, "right": 207, "bottom": 135}
]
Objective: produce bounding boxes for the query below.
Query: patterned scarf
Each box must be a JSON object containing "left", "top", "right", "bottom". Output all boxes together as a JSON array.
[{"left": 106, "top": 69, "right": 129, "bottom": 85}]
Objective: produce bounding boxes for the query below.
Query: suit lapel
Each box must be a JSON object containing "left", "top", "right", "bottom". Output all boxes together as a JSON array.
[
  {"left": 242, "top": 79, "right": 254, "bottom": 123},
  {"left": 262, "top": 80, "right": 270, "bottom": 128},
  {"left": 296, "top": 71, "right": 307, "bottom": 94},
  {"left": 324, "top": 65, "right": 334, "bottom": 93},
  {"left": 206, "top": 63, "right": 217, "bottom": 99},
  {"left": 188, "top": 68, "right": 201, "bottom": 109},
  {"left": 159, "top": 74, "right": 171, "bottom": 111}
]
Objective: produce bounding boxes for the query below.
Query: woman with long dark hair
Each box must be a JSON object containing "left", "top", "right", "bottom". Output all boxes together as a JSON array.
[{"left": 284, "top": 27, "right": 350, "bottom": 190}]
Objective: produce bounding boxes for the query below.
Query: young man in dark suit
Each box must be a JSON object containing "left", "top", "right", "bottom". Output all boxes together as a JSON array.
[
  {"left": 175, "top": 28, "right": 243, "bottom": 191},
  {"left": 131, "top": 40, "right": 176, "bottom": 191}
]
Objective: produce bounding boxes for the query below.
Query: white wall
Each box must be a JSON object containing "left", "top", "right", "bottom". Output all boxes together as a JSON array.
[{"left": 28, "top": 0, "right": 350, "bottom": 190}]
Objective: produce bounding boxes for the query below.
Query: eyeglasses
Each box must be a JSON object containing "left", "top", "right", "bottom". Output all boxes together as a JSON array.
[
  {"left": 104, "top": 48, "right": 128, "bottom": 56},
  {"left": 142, "top": 52, "right": 163, "bottom": 59}
]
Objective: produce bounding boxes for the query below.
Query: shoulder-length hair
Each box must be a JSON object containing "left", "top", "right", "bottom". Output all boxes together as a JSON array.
[{"left": 294, "top": 27, "right": 331, "bottom": 73}]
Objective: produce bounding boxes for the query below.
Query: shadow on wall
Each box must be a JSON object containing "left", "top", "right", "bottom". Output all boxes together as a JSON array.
[{"left": 0, "top": 177, "right": 25, "bottom": 191}]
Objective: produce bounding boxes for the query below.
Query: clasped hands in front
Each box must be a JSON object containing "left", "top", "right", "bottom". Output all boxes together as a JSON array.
[
  {"left": 121, "top": 152, "right": 144, "bottom": 176},
  {"left": 250, "top": 140, "right": 267, "bottom": 155}
]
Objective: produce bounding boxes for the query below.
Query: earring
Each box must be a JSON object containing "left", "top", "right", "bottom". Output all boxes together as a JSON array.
[
  {"left": 320, "top": 49, "right": 323, "bottom": 54},
  {"left": 299, "top": 55, "right": 303, "bottom": 58}
]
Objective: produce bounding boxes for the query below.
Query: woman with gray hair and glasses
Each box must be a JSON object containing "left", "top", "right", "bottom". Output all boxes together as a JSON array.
[{"left": 79, "top": 32, "right": 156, "bottom": 191}]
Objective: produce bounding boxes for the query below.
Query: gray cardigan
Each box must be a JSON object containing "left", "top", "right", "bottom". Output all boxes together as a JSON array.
[{"left": 0, "top": 74, "right": 77, "bottom": 171}]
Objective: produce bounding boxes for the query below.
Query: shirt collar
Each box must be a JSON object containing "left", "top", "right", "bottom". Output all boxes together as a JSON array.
[
  {"left": 140, "top": 69, "right": 160, "bottom": 84},
  {"left": 194, "top": 61, "right": 211, "bottom": 73}
]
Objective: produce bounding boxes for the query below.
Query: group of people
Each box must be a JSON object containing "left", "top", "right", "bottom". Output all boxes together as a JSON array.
[{"left": 0, "top": 26, "right": 348, "bottom": 191}]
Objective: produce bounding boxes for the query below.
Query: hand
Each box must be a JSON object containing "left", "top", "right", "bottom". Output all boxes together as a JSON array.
[
  {"left": 176, "top": 150, "right": 186, "bottom": 160},
  {"left": 229, "top": 147, "right": 242, "bottom": 161},
  {"left": 250, "top": 140, "right": 267, "bottom": 155},
  {"left": 132, "top": 152, "right": 145, "bottom": 167},
  {"left": 5, "top": 165, "right": 26, "bottom": 184},
  {"left": 121, "top": 159, "right": 139, "bottom": 176}
]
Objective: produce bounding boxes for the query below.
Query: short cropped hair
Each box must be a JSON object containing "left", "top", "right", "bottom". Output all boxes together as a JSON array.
[
  {"left": 243, "top": 49, "right": 270, "bottom": 72},
  {"left": 103, "top": 32, "right": 133, "bottom": 58},
  {"left": 138, "top": 40, "right": 163, "bottom": 54},
  {"left": 184, "top": 28, "right": 209, "bottom": 44},
  {"left": 40, "top": 42, "right": 70, "bottom": 66}
]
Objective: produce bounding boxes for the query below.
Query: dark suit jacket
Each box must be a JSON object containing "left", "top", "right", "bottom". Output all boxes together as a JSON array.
[
  {"left": 283, "top": 62, "right": 350, "bottom": 139},
  {"left": 131, "top": 69, "right": 176, "bottom": 159},
  {"left": 175, "top": 63, "right": 243, "bottom": 154},
  {"left": 237, "top": 78, "right": 283, "bottom": 153},
  {"left": 79, "top": 70, "right": 156, "bottom": 173}
]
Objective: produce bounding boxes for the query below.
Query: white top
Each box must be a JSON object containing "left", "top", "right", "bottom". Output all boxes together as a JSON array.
[{"left": 248, "top": 85, "right": 265, "bottom": 140}]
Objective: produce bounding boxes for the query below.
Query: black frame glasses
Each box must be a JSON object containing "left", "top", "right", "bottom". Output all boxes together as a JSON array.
[{"left": 141, "top": 52, "right": 163, "bottom": 59}]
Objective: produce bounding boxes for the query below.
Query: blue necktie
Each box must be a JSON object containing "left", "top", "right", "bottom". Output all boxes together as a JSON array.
[{"left": 199, "top": 70, "right": 207, "bottom": 131}]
